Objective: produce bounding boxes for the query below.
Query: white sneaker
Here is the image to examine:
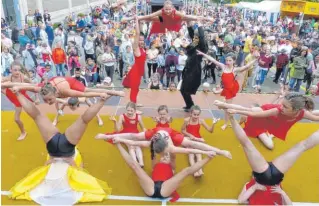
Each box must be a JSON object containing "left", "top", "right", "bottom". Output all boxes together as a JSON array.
[{"left": 58, "top": 110, "right": 64, "bottom": 116}]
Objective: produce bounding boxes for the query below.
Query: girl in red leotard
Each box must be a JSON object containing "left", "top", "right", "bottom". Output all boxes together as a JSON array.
[
  {"left": 1, "top": 62, "right": 33, "bottom": 141},
  {"left": 181, "top": 105, "right": 219, "bottom": 177},
  {"left": 122, "top": 0, "right": 212, "bottom": 36},
  {"left": 229, "top": 115, "right": 319, "bottom": 205},
  {"left": 122, "top": 17, "right": 146, "bottom": 112},
  {"left": 214, "top": 93, "right": 319, "bottom": 150},
  {"left": 197, "top": 50, "right": 259, "bottom": 131},
  {"left": 152, "top": 105, "right": 173, "bottom": 128},
  {"left": 2, "top": 77, "right": 124, "bottom": 105},
  {"left": 109, "top": 102, "right": 146, "bottom": 167},
  {"left": 112, "top": 134, "right": 214, "bottom": 201},
  {"left": 238, "top": 179, "right": 292, "bottom": 205},
  {"left": 96, "top": 123, "right": 232, "bottom": 159}
]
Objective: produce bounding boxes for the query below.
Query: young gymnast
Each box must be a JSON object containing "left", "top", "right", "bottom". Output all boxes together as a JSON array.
[
  {"left": 8, "top": 90, "right": 112, "bottom": 204},
  {"left": 52, "top": 97, "right": 103, "bottom": 126},
  {"left": 109, "top": 102, "right": 146, "bottom": 167},
  {"left": 152, "top": 105, "right": 173, "bottom": 128},
  {"left": 1, "top": 62, "right": 33, "bottom": 140},
  {"left": 2, "top": 77, "right": 124, "bottom": 105},
  {"left": 196, "top": 50, "right": 259, "bottom": 130},
  {"left": 229, "top": 115, "right": 319, "bottom": 205},
  {"left": 123, "top": 0, "right": 211, "bottom": 36},
  {"left": 122, "top": 17, "right": 146, "bottom": 110},
  {"left": 214, "top": 93, "right": 319, "bottom": 150},
  {"left": 238, "top": 178, "right": 292, "bottom": 204},
  {"left": 112, "top": 133, "right": 215, "bottom": 201},
  {"left": 96, "top": 120, "right": 232, "bottom": 159},
  {"left": 181, "top": 105, "right": 219, "bottom": 177}
]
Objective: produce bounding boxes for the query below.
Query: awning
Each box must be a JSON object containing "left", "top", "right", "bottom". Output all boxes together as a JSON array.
[{"left": 304, "top": 2, "right": 319, "bottom": 16}]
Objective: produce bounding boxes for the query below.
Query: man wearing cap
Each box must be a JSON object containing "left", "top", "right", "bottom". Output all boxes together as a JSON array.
[{"left": 97, "top": 77, "right": 115, "bottom": 89}]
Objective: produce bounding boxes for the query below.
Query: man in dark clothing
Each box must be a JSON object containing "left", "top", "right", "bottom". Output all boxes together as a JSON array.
[
  {"left": 180, "top": 22, "right": 208, "bottom": 112},
  {"left": 43, "top": 9, "right": 51, "bottom": 24},
  {"left": 73, "top": 67, "right": 88, "bottom": 87}
]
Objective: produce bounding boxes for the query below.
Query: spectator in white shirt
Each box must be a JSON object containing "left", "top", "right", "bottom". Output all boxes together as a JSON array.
[
  {"left": 1, "top": 47, "right": 14, "bottom": 76},
  {"left": 177, "top": 49, "right": 187, "bottom": 82},
  {"left": 39, "top": 24, "right": 48, "bottom": 45},
  {"left": 101, "top": 46, "right": 116, "bottom": 81}
]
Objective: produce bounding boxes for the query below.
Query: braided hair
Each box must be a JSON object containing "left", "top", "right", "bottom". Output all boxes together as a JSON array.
[{"left": 284, "top": 92, "right": 314, "bottom": 111}]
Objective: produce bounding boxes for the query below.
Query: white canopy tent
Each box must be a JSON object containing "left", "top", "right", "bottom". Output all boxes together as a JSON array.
[
  {"left": 235, "top": 0, "right": 282, "bottom": 24},
  {"left": 235, "top": 0, "right": 281, "bottom": 12}
]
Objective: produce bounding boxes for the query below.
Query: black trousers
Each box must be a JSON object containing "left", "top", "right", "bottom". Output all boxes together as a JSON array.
[
  {"left": 274, "top": 68, "right": 284, "bottom": 83},
  {"left": 119, "top": 59, "right": 124, "bottom": 78},
  {"left": 181, "top": 90, "right": 194, "bottom": 109}
]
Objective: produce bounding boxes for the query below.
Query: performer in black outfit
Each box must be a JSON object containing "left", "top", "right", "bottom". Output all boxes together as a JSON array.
[{"left": 180, "top": 21, "right": 208, "bottom": 112}]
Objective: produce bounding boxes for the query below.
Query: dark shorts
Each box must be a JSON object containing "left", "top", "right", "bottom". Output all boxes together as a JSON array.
[
  {"left": 253, "top": 162, "right": 284, "bottom": 186},
  {"left": 149, "top": 181, "right": 168, "bottom": 199},
  {"left": 46, "top": 132, "right": 75, "bottom": 157}
]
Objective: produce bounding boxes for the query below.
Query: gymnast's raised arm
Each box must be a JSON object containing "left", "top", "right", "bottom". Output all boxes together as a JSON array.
[
  {"left": 3, "top": 83, "right": 41, "bottom": 93},
  {"left": 228, "top": 108, "right": 279, "bottom": 118}
]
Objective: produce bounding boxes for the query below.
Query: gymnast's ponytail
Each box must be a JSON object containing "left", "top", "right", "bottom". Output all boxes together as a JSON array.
[
  {"left": 150, "top": 138, "right": 155, "bottom": 160},
  {"left": 303, "top": 96, "right": 315, "bottom": 111},
  {"left": 284, "top": 92, "right": 315, "bottom": 111}
]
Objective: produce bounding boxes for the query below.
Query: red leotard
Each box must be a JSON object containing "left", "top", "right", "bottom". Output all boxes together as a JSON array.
[
  {"left": 38, "top": 77, "right": 86, "bottom": 92},
  {"left": 152, "top": 162, "right": 180, "bottom": 202},
  {"left": 149, "top": 8, "right": 182, "bottom": 36},
  {"left": 152, "top": 162, "right": 173, "bottom": 181},
  {"left": 145, "top": 127, "right": 184, "bottom": 146},
  {"left": 186, "top": 120, "right": 201, "bottom": 138},
  {"left": 121, "top": 114, "right": 139, "bottom": 133},
  {"left": 105, "top": 114, "right": 139, "bottom": 138},
  {"left": 220, "top": 72, "right": 239, "bottom": 100},
  {"left": 122, "top": 48, "right": 147, "bottom": 89},
  {"left": 122, "top": 48, "right": 147, "bottom": 103},
  {"left": 245, "top": 179, "right": 283, "bottom": 205},
  {"left": 156, "top": 122, "right": 170, "bottom": 128},
  {"left": 244, "top": 104, "right": 305, "bottom": 140},
  {"left": 4, "top": 75, "right": 33, "bottom": 107}
]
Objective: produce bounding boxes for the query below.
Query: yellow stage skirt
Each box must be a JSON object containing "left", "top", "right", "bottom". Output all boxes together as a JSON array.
[{"left": 9, "top": 148, "right": 112, "bottom": 204}]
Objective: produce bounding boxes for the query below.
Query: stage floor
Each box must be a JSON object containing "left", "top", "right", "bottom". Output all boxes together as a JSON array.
[{"left": 1, "top": 111, "right": 319, "bottom": 205}]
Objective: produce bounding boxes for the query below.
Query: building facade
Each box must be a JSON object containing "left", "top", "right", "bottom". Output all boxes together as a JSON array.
[{"left": 2, "top": 0, "right": 105, "bottom": 29}]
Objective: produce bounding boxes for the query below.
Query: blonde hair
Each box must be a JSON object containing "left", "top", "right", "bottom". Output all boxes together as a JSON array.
[
  {"left": 126, "top": 102, "right": 137, "bottom": 110},
  {"left": 11, "top": 62, "right": 30, "bottom": 78},
  {"left": 284, "top": 93, "right": 314, "bottom": 111},
  {"left": 40, "top": 83, "right": 57, "bottom": 96},
  {"left": 190, "top": 105, "right": 201, "bottom": 113},
  {"left": 158, "top": 105, "right": 168, "bottom": 113}
]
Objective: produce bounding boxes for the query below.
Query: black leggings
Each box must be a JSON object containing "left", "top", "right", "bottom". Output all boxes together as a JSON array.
[
  {"left": 253, "top": 162, "right": 284, "bottom": 186},
  {"left": 147, "top": 63, "right": 158, "bottom": 78},
  {"left": 46, "top": 133, "right": 75, "bottom": 157}
]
